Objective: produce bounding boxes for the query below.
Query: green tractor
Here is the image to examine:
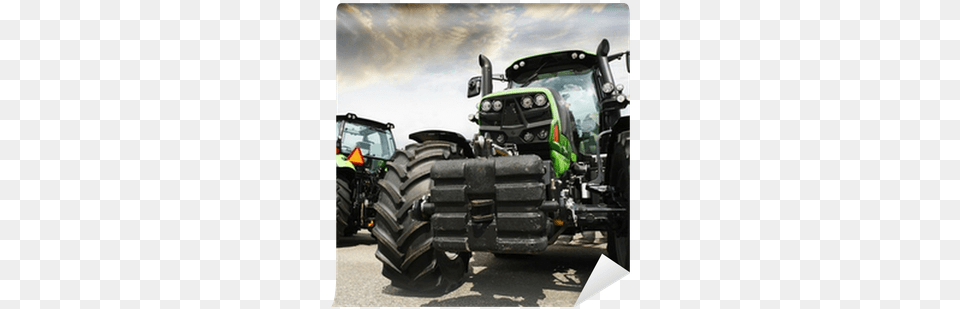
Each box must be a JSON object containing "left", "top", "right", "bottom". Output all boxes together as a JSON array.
[
  {"left": 372, "top": 39, "right": 630, "bottom": 292},
  {"left": 336, "top": 113, "right": 397, "bottom": 239}
]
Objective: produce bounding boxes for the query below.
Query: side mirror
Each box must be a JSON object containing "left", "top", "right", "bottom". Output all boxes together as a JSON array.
[{"left": 467, "top": 76, "right": 482, "bottom": 98}]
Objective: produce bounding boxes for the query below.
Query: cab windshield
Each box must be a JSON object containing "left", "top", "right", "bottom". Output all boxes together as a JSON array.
[
  {"left": 511, "top": 70, "right": 601, "bottom": 152},
  {"left": 337, "top": 121, "right": 396, "bottom": 160}
]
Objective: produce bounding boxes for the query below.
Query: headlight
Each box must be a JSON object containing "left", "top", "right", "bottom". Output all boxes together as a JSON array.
[
  {"left": 521, "top": 96, "right": 533, "bottom": 109},
  {"left": 492, "top": 100, "right": 503, "bottom": 111},
  {"left": 616, "top": 94, "right": 626, "bottom": 103},
  {"left": 602, "top": 82, "right": 614, "bottom": 93},
  {"left": 481, "top": 100, "right": 492, "bottom": 112},
  {"left": 522, "top": 132, "right": 535, "bottom": 142},
  {"left": 538, "top": 129, "right": 549, "bottom": 140},
  {"left": 534, "top": 93, "right": 547, "bottom": 107},
  {"left": 495, "top": 134, "right": 506, "bottom": 144}
]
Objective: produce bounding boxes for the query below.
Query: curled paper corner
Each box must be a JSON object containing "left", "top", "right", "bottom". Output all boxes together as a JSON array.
[{"left": 575, "top": 255, "right": 629, "bottom": 306}]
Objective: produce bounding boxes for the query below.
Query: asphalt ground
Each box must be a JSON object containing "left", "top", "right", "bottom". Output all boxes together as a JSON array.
[{"left": 333, "top": 230, "right": 607, "bottom": 307}]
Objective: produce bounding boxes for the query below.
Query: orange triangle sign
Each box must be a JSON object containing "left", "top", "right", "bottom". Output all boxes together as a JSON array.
[{"left": 348, "top": 148, "right": 364, "bottom": 166}]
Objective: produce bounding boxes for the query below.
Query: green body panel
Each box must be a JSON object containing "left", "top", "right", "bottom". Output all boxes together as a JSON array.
[
  {"left": 337, "top": 153, "right": 389, "bottom": 174},
  {"left": 549, "top": 150, "right": 570, "bottom": 176},
  {"left": 549, "top": 125, "right": 576, "bottom": 176},
  {"left": 478, "top": 88, "right": 576, "bottom": 177},
  {"left": 336, "top": 154, "right": 356, "bottom": 171}
]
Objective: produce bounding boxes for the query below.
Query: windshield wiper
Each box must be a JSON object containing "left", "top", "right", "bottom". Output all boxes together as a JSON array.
[{"left": 519, "top": 59, "right": 552, "bottom": 87}]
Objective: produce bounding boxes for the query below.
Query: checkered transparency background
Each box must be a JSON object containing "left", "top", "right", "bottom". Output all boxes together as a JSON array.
[
  {"left": 1, "top": 1, "right": 957, "bottom": 309},
  {"left": 3, "top": 0, "right": 336, "bottom": 308},
  {"left": 608, "top": 0, "right": 959, "bottom": 309}
]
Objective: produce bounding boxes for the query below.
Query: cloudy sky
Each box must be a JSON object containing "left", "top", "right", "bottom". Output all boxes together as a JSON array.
[{"left": 337, "top": 4, "right": 630, "bottom": 147}]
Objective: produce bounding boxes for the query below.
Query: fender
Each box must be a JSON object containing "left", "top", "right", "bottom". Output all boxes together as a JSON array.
[
  {"left": 605, "top": 115, "right": 630, "bottom": 155},
  {"left": 604, "top": 115, "right": 630, "bottom": 180},
  {"left": 409, "top": 130, "right": 475, "bottom": 157},
  {"left": 611, "top": 115, "right": 630, "bottom": 138}
]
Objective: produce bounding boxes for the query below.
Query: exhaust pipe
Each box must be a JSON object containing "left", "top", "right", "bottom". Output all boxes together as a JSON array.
[
  {"left": 596, "top": 39, "right": 615, "bottom": 86},
  {"left": 479, "top": 54, "right": 493, "bottom": 97}
]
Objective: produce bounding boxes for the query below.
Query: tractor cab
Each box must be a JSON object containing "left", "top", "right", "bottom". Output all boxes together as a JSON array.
[
  {"left": 336, "top": 113, "right": 397, "bottom": 175},
  {"left": 507, "top": 59, "right": 602, "bottom": 155}
]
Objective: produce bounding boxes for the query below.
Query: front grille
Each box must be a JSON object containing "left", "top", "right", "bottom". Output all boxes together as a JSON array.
[
  {"left": 476, "top": 92, "right": 555, "bottom": 160},
  {"left": 479, "top": 93, "right": 552, "bottom": 129}
]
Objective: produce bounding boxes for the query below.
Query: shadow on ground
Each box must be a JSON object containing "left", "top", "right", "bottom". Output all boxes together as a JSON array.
[
  {"left": 420, "top": 241, "right": 604, "bottom": 307},
  {"left": 336, "top": 232, "right": 377, "bottom": 248}
]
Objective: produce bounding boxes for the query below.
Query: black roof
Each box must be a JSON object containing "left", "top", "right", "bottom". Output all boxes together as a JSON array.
[
  {"left": 336, "top": 113, "right": 393, "bottom": 130},
  {"left": 504, "top": 50, "right": 598, "bottom": 83}
]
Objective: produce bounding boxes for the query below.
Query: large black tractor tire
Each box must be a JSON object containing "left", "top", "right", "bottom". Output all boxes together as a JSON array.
[
  {"left": 372, "top": 141, "right": 470, "bottom": 293},
  {"left": 605, "top": 130, "right": 630, "bottom": 271},
  {"left": 336, "top": 178, "right": 358, "bottom": 238}
]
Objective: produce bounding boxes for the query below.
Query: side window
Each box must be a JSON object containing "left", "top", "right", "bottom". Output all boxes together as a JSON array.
[{"left": 564, "top": 73, "right": 599, "bottom": 136}]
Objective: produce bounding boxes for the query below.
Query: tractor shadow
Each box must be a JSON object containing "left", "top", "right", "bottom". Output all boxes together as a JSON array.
[
  {"left": 336, "top": 230, "right": 378, "bottom": 248},
  {"left": 421, "top": 237, "right": 606, "bottom": 307}
]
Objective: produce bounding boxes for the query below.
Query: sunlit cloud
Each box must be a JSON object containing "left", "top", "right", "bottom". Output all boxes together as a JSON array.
[
  {"left": 337, "top": 4, "right": 517, "bottom": 91},
  {"left": 520, "top": 4, "right": 608, "bottom": 21}
]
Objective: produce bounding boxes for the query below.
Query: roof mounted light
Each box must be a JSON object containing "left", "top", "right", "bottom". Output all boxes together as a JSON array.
[{"left": 578, "top": 53, "right": 585, "bottom": 60}]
